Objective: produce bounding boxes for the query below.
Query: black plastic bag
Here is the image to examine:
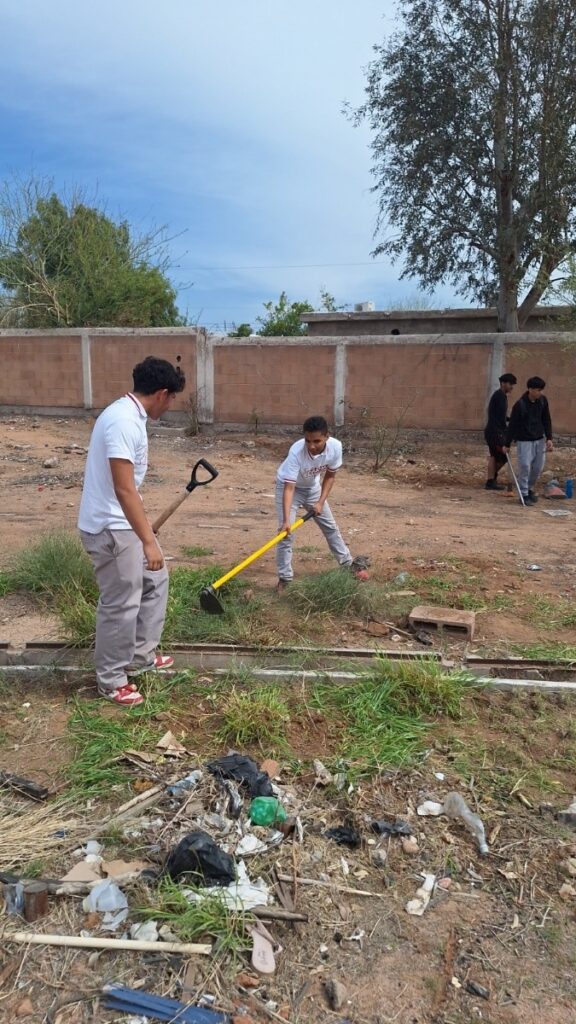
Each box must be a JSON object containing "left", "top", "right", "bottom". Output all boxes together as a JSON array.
[
  {"left": 206, "top": 753, "right": 274, "bottom": 798},
  {"left": 164, "top": 830, "right": 235, "bottom": 885},
  {"left": 370, "top": 818, "right": 412, "bottom": 837},
  {"left": 325, "top": 825, "right": 361, "bottom": 848}
]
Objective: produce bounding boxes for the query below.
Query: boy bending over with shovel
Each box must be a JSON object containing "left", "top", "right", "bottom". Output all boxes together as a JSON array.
[{"left": 275, "top": 415, "right": 369, "bottom": 591}]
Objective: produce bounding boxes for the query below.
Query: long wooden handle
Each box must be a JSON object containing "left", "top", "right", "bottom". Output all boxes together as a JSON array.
[
  {"left": 9, "top": 930, "right": 211, "bottom": 955},
  {"left": 152, "top": 491, "right": 190, "bottom": 532},
  {"left": 211, "top": 515, "right": 309, "bottom": 591}
]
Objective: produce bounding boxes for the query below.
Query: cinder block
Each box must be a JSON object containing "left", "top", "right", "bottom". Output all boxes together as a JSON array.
[{"left": 409, "top": 605, "right": 476, "bottom": 640}]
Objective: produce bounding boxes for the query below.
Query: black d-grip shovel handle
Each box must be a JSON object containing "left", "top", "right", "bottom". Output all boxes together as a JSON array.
[
  {"left": 187, "top": 458, "right": 219, "bottom": 491},
  {"left": 152, "top": 459, "right": 219, "bottom": 533}
]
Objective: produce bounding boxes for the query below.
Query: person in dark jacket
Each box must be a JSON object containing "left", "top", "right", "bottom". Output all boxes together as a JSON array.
[
  {"left": 484, "top": 372, "right": 517, "bottom": 489},
  {"left": 504, "top": 376, "right": 553, "bottom": 506}
]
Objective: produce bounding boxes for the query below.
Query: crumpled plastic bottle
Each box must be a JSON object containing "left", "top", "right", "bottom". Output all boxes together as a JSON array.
[
  {"left": 443, "top": 792, "right": 489, "bottom": 855},
  {"left": 249, "top": 796, "right": 288, "bottom": 826}
]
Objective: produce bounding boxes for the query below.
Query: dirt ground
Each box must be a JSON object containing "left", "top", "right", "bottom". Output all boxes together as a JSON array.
[
  {"left": 1, "top": 414, "right": 576, "bottom": 1024},
  {"left": 0, "top": 413, "right": 575, "bottom": 651}
]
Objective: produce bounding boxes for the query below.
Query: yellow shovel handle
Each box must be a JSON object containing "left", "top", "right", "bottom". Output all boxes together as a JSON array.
[{"left": 211, "top": 513, "right": 313, "bottom": 591}]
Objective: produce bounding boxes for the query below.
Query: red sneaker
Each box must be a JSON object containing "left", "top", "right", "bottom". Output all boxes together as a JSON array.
[
  {"left": 98, "top": 684, "right": 144, "bottom": 707},
  {"left": 126, "top": 654, "right": 174, "bottom": 677}
]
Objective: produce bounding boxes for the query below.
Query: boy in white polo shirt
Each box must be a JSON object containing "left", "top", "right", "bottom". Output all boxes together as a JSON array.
[
  {"left": 276, "top": 415, "right": 369, "bottom": 589},
  {"left": 78, "top": 356, "right": 185, "bottom": 706}
]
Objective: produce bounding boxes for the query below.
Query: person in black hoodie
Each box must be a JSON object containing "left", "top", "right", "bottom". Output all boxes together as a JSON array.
[
  {"left": 484, "top": 372, "right": 517, "bottom": 490},
  {"left": 504, "top": 376, "right": 553, "bottom": 506}
]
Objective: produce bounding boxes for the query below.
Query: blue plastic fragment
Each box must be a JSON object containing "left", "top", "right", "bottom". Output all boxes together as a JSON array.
[{"left": 102, "top": 985, "right": 229, "bottom": 1023}]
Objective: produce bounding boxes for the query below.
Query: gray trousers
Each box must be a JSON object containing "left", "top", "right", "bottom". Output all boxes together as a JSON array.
[
  {"left": 516, "top": 439, "right": 546, "bottom": 497},
  {"left": 275, "top": 481, "right": 352, "bottom": 581},
  {"left": 80, "top": 528, "right": 169, "bottom": 693}
]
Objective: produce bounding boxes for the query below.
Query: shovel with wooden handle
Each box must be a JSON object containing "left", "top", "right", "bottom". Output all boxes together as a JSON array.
[{"left": 152, "top": 458, "right": 219, "bottom": 533}]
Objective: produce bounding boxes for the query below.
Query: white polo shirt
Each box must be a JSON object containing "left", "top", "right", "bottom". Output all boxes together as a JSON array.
[
  {"left": 78, "top": 394, "right": 148, "bottom": 533},
  {"left": 276, "top": 437, "right": 343, "bottom": 489}
]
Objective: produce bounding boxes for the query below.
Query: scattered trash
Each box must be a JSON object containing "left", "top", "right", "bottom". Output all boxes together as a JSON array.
[
  {"left": 82, "top": 880, "right": 129, "bottom": 931},
  {"left": 249, "top": 797, "right": 287, "bottom": 827},
  {"left": 543, "top": 508, "right": 572, "bottom": 517},
  {"left": 526, "top": 564, "right": 543, "bottom": 571},
  {"left": 130, "top": 920, "right": 159, "bottom": 942},
  {"left": 405, "top": 873, "right": 436, "bottom": 915},
  {"left": 401, "top": 835, "right": 419, "bottom": 856},
  {"left": 394, "top": 572, "right": 410, "bottom": 584},
  {"left": 43, "top": 457, "right": 59, "bottom": 468},
  {"left": 370, "top": 818, "right": 412, "bottom": 837},
  {"left": 414, "top": 629, "right": 434, "bottom": 646},
  {"left": 557, "top": 797, "right": 576, "bottom": 827},
  {"left": 167, "top": 770, "right": 203, "bottom": 797},
  {"left": 184, "top": 860, "right": 270, "bottom": 911},
  {"left": 165, "top": 831, "right": 236, "bottom": 885},
  {"left": 206, "top": 754, "right": 274, "bottom": 797},
  {"left": 443, "top": 792, "right": 489, "bottom": 855},
  {"left": 466, "top": 980, "right": 490, "bottom": 1000},
  {"left": 236, "top": 834, "right": 268, "bottom": 857},
  {"left": 324, "top": 978, "right": 348, "bottom": 1011},
  {"left": 156, "top": 731, "right": 187, "bottom": 757},
  {"left": 417, "top": 800, "right": 444, "bottom": 817},
  {"left": 4, "top": 882, "right": 24, "bottom": 916},
  {"left": 325, "top": 825, "right": 361, "bottom": 848},
  {"left": 0, "top": 771, "right": 49, "bottom": 801},
  {"left": 102, "top": 984, "right": 228, "bottom": 1022},
  {"left": 248, "top": 920, "right": 277, "bottom": 974},
  {"left": 434, "top": 772, "right": 445, "bottom": 781},
  {"left": 372, "top": 849, "right": 388, "bottom": 868},
  {"left": 566, "top": 478, "right": 574, "bottom": 499},
  {"left": 544, "top": 479, "right": 567, "bottom": 499},
  {"left": 313, "top": 759, "right": 333, "bottom": 786},
  {"left": 259, "top": 758, "right": 279, "bottom": 780}
]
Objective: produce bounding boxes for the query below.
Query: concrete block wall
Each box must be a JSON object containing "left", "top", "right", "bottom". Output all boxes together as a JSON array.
[{"left": 0, "top": 327, "right": 574, "bottom": 434}]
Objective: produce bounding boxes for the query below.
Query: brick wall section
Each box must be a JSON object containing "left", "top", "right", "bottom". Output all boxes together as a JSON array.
[
  {"left": 90, "top": 333, "right": 196, "bottom": 411},
  {"left": 346, "top": 342, "right": 489, "bottom": 429},
  {"left": 213, "top": 341, "right": 336, "bottom": 423},
  {"left": 0, "top": 335, "right": 83, "bottom": 406},
  {"left": 505, "top": 340, "right": 575, "bottom": 435}
]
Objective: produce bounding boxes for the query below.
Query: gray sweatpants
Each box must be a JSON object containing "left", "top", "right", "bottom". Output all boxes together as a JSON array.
[
  {"left": 516, "top": 439, "right": 546, "bottom": 497},
  {"left": 80, "top": 528, "right": 169, "bottom": 693},
  {"left": 275, "top": 481, "right": 352, "bottom": 581}
]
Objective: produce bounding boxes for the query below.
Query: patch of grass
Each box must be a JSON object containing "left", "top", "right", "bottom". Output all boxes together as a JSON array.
[
  {"left": 66, "top": 679, "right": 173, "bottom": 797},
  {"left": 287, "top": 569, "right": 387, "bottom": 618},
  {"left": 215, "top": 684, "right": 291, "bottom": 751},
  {"left": 162, "top": 566, "right": 265, "bottom": 645},
  {"left": 1, "top": 531, "right": 96, "bottom": 598},
  {"left": 139, "top": 877, "right": 251, "bottom": 956},
  {"left": 524, "top": 594, "right": 576, "bottom": 630},
  {"left": 311, "top": 656, "right": 473, "bottom": 775},
  {"left": 180, "top": 545, "right": 214, "bottom": 558},
  {"left": 299, "top": 545, "right": 321, "bottom": 554},
  {"left": 510, "top": 642, "right": 576, "bottom": 662},
  {"left": 21, "top": 858, "right": 45, "bottom": 878}
]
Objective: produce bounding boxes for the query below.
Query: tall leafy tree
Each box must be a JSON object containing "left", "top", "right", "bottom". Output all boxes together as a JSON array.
[
  {"left": 0, "top": 178, "right": 184, "bottom": 327},
  {"left": 353, "top": 0, "right": 576, "bottom": 330}
]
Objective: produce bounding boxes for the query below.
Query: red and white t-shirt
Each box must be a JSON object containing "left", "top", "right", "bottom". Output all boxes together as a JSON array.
[{"left": 276, "top": 437, "right": 343, "bottom": 489}]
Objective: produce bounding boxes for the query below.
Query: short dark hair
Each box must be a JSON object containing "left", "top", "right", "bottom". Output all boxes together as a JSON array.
[
  {"left": 303, "top": 415, "right": 328, "bottom": 434},
  {"left": 499, "top": 373, "right": 517, "bottom": 384},
  {"left": 132, "top": 356, "right": 185, "bottom": 395},
  {"left": 527, "top": 376, "right": 546, "bottom": 389}
]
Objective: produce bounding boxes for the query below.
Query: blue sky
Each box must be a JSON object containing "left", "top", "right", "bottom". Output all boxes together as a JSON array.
[{"left": 1, "top": 1, "right": 459, "bottom": 330}]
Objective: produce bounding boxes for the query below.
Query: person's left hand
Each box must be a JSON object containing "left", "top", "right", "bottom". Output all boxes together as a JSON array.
[
  {"left": 546, "top": 439, "right": 554, "bottom": 452},
  {"left": 311, "top": 500, "right": 324, "bottom": 516}
]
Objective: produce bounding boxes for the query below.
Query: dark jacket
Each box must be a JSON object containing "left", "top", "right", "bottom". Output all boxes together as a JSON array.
[
  {"left": 484, "top": 388, "right": 508, "bottom": 445},
  {"left": 505, "top": 393, "right": 552, "bottom": 446}
]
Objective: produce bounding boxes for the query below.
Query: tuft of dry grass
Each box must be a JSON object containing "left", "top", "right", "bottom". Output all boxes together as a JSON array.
[{"left": 0, "top": 797, "right": 91, "bottom": 870}]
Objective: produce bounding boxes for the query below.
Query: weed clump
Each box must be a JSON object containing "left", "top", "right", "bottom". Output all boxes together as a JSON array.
[
  {"left": 287, "top": 569, "right": 386, "bottom": 617},
  {"left": 311, "top": 656, "right": 475, "bottom": 775}
]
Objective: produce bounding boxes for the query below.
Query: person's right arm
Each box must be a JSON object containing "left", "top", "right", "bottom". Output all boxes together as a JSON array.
[{"left": 110, "top": 459, "right": 164, "bottom": 570}]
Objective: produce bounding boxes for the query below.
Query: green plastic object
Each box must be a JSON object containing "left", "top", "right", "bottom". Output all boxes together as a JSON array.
[{"left": 249, "top": 796, "right": 288, "bottom": 826}]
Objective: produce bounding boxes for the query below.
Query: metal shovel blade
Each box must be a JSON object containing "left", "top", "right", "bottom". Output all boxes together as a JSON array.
[{"left": 199, "top": 585, "right": 225, "bottom": 615}]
